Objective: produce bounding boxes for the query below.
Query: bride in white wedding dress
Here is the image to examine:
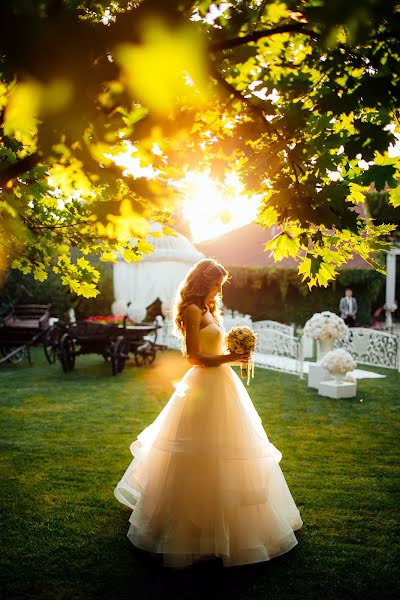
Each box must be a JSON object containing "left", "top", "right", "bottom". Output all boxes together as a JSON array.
[{"left": 114, "top": 258, "right": 303, "bottom": 568}]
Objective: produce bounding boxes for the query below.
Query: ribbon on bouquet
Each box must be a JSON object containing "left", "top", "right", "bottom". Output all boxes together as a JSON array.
[{"left": 240, "top": 357, "right": 255, "bottom": 386}]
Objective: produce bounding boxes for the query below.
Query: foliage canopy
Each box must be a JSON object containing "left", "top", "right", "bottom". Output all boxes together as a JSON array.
[{"left": 1, "top": 0, "right": 400, "bottom": 294}]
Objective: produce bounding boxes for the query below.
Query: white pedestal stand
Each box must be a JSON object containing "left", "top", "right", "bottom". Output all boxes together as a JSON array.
[
  {"left": 318, "top": 380, "right": 357, "bottom": 399},
  {"left": 308, "top": 363, "right": 333, "bottom": 389}
]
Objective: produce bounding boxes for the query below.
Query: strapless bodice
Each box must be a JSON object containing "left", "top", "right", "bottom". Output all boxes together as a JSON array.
[{"left": 199, "top": 322, "right": 225, "bottom": 355}]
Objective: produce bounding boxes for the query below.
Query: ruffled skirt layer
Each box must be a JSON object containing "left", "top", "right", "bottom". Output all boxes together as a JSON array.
[{"left": 114, "top": 364, "right": 303, "bottom": 568}]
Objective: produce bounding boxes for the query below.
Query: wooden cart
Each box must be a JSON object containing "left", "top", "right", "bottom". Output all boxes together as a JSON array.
[
  {"left": 0, "top": 304, "right": 51, "bottom": 365},
  {"left": 46, "top": 319, "right": 166, "bottom": 375},
  {"left": 122, "top": 323, "right": 167, "bottom": 366}
]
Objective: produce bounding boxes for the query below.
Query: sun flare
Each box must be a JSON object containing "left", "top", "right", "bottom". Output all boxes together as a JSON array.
[
  {"left": 103, "top": 141, "right": 262, "bottom": 243},
  {"left": 179, "top": 171, "right": 262, "bottom": 243}
]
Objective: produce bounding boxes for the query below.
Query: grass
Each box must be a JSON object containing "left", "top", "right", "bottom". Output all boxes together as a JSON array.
[{"left": 0, "top": 348, "right": 399, "bottom": 600}]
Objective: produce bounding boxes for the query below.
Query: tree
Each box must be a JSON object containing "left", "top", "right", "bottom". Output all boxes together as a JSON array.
[{"left": 1, "top": 0, "right": 399, "bottom": 293}]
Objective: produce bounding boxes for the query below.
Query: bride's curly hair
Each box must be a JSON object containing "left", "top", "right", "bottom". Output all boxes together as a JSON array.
[{"left": 171, "top": 258, "right": 229, "bottom": 351}]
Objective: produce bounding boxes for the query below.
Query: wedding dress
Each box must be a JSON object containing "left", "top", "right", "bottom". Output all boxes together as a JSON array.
[{"left": 114, "top": 321, "right": 303, "bottom": 568}]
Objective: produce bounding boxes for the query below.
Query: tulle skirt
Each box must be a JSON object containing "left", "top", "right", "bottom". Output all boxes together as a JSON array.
[{"left": 114, "top": 363, "right": 303, "bottom": 568}]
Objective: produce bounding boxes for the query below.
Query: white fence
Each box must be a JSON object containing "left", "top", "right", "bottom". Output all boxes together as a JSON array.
[
  {"left": 252, "top": 320, "right": 295, "bottom": 337},
  {"left": 159, "top": 316, "right": 303, "bottom": 377},
  {"left": 252, "top": 329, "right": 303, "bottom": 378},
  {"left": 334, "top": 327, "right": 400, "bottom": 372},
  {"left": 158, "top": 317, "right": 400, "bottom": 377},
  {"left": 221, "top": 312, "right": 253, "bottom": 332}
]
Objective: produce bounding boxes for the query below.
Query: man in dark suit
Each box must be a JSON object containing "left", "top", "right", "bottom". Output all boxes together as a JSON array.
[{"left": 339, "top": 288, "right": 358, "bottom": 327}]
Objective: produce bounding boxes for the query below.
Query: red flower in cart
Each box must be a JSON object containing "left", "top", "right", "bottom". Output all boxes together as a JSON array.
[{"left": 84, "top": 315, "right": 137, "bottom": 325}]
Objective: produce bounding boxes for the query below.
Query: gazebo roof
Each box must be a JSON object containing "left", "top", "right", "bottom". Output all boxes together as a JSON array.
[{"left": 135, "top": 222, "right": 204, "bottom": 264}]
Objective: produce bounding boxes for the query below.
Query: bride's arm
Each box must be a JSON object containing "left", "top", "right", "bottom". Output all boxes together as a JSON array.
[{"left": 183, "top": 305, "right": 249, "bottom": 367}]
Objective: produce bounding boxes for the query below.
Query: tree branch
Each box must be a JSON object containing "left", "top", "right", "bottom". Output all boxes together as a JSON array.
[
  {"left": 0, "top": 239, "right": 40, "bottom": 266},
  {"left": 209, "top": 60, "right": 310, "bottom": 201},
  {"left": 210, "top": 24, "right": 320, "bottom": 52},
  {"left": 209, "top": 61, "right": 274, "bottom": 134},
  {"left": 24, "top": 220, "right": 93, "bottom": 230},
  {"left": 0, "top": 153, "right": 41, "bottom": 187}
]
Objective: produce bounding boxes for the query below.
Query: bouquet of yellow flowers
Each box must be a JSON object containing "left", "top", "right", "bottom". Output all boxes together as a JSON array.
[{"left": 225, "top": 326, "right": 257, "bottom": 385}]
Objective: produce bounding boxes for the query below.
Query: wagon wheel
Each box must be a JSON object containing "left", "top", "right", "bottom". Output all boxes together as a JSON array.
[
  {"left": 0, "top": 345, "right": 26, "bottom": 363},
  {"left": 43, "top": 327, "right": 59, "bottom": 364},
  {"left": 134, "top": 343, "right": 156, "bottom": 367},
  {"left": 143, "top": 328, "right": 158, "bottom": 345},
  {"left": 111, "top": 336, "right": 128, "bottom": 376},
  {"left": 59, "top": 333, "right": 75, "bottom": 373}
]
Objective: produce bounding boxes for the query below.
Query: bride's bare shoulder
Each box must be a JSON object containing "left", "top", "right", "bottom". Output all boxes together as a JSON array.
[{"left": 183, "top": 304, "right": 202, "bottom": 318}]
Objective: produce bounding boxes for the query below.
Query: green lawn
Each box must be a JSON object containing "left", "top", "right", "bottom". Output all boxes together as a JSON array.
[{"left": 0, "top": 348, "right": 399, "bottom": 600}]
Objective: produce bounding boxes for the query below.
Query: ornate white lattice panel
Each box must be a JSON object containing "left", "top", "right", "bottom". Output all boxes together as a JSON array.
[
  {"left": 334, "top": 328, "right": 400, "bottom": 371},
  {"left": 253, "top": 329, "right": 303, "bottom": 377},
  {"left": 222, "top": 313, "right": 253, "bottom": 332},
  {"left": 252, "top": 320, "right": 295, "bottom": 336}
]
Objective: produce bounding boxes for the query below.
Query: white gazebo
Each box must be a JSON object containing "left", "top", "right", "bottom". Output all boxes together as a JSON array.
[
  {"left": 112, "top": 223, "right": 205, "bottom": 321},
  {"left": 385, "top": 247, "right": 400, "bottom": 331}
]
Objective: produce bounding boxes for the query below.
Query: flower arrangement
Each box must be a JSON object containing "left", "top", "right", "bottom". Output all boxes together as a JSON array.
[
  {"left": 303, "top": 311, "right": 349, "bottom": 340},
  {"left": 225, "top": 326, "right": 257, "bottom": 385},
  {"left": 85, "top": 314, "right": 137, "bottom": 325},
  {"left": 320, "top": 349, "right": 356, "bottom": 375}
]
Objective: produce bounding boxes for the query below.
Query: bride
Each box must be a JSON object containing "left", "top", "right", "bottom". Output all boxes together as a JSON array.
[{"left": 114, "top": 258, "right": 303, "bottom": 568}]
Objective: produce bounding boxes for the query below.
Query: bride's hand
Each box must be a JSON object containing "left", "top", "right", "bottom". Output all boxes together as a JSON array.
[{"left": 228, "top": 351, "right": 251, "bottom": 365}]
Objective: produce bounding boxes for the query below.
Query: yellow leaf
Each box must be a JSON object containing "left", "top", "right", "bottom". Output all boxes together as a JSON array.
[
  {"left": 162, "top": 225, "right": 178, "bottom": 237},
  {"left": 33, "top": 268, "right": 47, "bottom": 282},
  {"left": 41, "top": 78, "right": 73, "bottom": 114},
  {"left": 107, "top": 199, "right": 150, "bottom": 242},
  {"left": 137, "top": 240, "right": 154, "bottom": 255},
  {"left": 122, "top": 247, "right": 143, "bottom": 263},
  {"left": 11, "top": 259, "right": 22, "bottom": 270},
  {"left": 316, "top": 263, "right": 335, "bottom": 287},
  {"left": 4, "top": 80, "right": 41, "bottom": 143},
  {"left": 68, "top": 279, "right": 99, "bottom": 298},
  {"left": 346, "top": 182, "right": 369, "bottom": 204},
  {"left": 79, "top": 283, "right": 100, "bottom": 298},
  {"left": 48, "top": 158, "right": 93, "bottom": 198},
  {"left": 76, "top": 256, "right": 91, "bottom": 269},
  {"left": 265, "top": 232, "right": 300, "bottom": 261},
  {"left": 256, "top": 205, "right": 279, "bottom": 228},
  {"left": 374, "top": 152, "right": 399, "bottom": 167},
  {"left": 115, "top": 18, "right": 209, "bottom": 115},
  {"left": 100, "top": 251, "right": 118, "bottom": 263},
  {"left": 266, "top": 2, "right": 290, "bottom": 23},
  {"left": 388, "top": 186, "right": 400, "bottom": 208},
  {"left": 298, "top": 257, "right": 311, "bottom": 280}
]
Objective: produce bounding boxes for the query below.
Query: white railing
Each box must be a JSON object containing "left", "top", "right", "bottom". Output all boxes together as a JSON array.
[
  {"left": 253, "top": 329, "right": 303, "bottom": 378},
  {"left": 252, "top": 320, "right": 295, "bottom": 337},
  {"left": 159, "top": 315, "right": 304, "bottom": 377},
  {"left": 333, "top": 327, "right": 400, "bottom": 372},
  {"left": 221, "top": 312, "right": 253, "bottom": 332},
  {"left": 158, "top": 316, "right": 400, "bottom": 376}
]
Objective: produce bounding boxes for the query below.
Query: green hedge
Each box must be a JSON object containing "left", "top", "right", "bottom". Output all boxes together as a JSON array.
[
  {"left": 222, "top": 266, "right": 386, "bottom": 327},
  {"left": 0, "top": 263, "right": 386, "bottom": 327},
  {"left": 0, "top": 261, "right": 113, "bottom": 321},
  {"left": 365, "top": 191, "right": 400, "bottom": 226}
]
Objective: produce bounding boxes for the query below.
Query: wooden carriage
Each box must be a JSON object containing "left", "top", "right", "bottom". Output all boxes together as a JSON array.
[
  {"left": 45, "top": 319, "right": 166, "bottom": 375},
  {"left": 0, "top": 304, "right": 51, "bottom": 364}
]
